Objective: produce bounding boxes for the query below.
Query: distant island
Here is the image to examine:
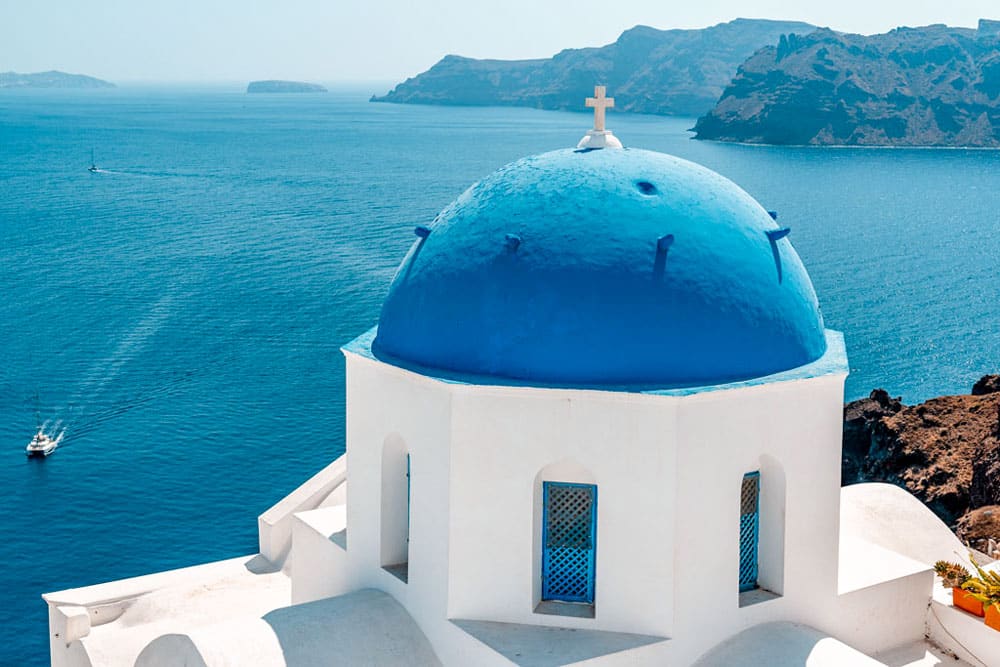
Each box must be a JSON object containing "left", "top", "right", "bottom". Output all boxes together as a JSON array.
[
  {"left": 694, "top": 20, "right": 1000, "bottom": 147},
  {"left": 372, "top": 18, "right": 815, "bottom": 117},
  {"left": 0, "top": 70, "right": 114, "bottom": 89},
  {"left": 247, "top": 80, "right": 327, "bottom": 94}
]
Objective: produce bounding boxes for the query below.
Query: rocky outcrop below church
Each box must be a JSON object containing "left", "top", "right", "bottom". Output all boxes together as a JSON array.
[
  {"left": 247, "top": 80, "right": 327, "bottom": 93},
  {"left": 372, "top": 19, "right": 814, "bottom": 117},
  {"left": 695, "top": 20, "right": 1000, "bottom": 146},
  {"left": 843, "top": 375, "right": 1000, "bottom": 554},
  {"left": 0, "top": 70, "right": 115, "bottom": 89}
]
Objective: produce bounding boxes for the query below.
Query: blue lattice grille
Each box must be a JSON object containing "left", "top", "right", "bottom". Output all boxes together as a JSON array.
[
  {"left": 739, "top": 472, "right": 760, "bottom": 592},
  {"left": 542, "top": 482, "right": 597, "bottom": 603}
]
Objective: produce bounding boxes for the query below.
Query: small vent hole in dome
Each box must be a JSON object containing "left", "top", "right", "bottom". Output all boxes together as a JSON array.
[{"left": 636, "top": 181, "right": 658, "bottom": 196}]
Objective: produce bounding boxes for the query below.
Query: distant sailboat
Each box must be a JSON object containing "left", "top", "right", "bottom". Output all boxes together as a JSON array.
[{"left": 88, "top": 149, "right": 99, "bottom": 173}]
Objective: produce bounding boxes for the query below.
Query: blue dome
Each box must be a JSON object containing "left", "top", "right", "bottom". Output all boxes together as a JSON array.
[{"left": 373, "top": 148, "right": 826, "bottom": 388}]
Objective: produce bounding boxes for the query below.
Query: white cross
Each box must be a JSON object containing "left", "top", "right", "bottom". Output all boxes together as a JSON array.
[{"left": 585, "top": 86, "right": 615, "bottom": 132}]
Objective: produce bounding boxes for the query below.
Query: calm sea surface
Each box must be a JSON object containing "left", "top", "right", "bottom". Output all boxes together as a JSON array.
[{"left": 1, "top": 85, "right": 998, "bottom": 664}]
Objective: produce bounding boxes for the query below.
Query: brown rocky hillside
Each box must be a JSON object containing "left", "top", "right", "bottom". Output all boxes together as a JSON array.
[{"left": 843, "top": 375, "right": 1000, "bottom": 554}]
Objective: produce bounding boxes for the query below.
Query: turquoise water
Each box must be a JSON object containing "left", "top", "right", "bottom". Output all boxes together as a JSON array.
[{"left": 1, "top": 85, "right": 998, "bottom": 664}]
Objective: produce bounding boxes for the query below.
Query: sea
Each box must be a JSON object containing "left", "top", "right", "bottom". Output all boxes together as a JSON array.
[{"left": 1, "top": 84, "right": 998, "bottom": 665}]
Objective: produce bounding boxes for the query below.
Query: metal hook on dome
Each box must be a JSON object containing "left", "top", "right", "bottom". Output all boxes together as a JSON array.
[
  {"left": 504, "top": 233, "right": 521, "bottom": 252},
  {"left": 653, "top": 234, "right": 674, "bottom": 282},
  {"left": 765, "top": 227, "right": 791, "bottom": 283},
  {"left": 766, "top": 227, "right": 791, "bottom": 242}
]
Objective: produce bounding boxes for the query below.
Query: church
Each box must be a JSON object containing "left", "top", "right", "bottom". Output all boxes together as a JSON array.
[{"left": 44, "top": 88, "right": 1000, "bottom": 666}]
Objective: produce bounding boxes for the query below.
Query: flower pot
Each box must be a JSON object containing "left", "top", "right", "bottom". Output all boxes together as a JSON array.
[
  {"left": 986, "top": 603, "right": 1000, "bottom": 632},
  {"left": 953, "top": 587, "right": 985, "bottom": 617}
]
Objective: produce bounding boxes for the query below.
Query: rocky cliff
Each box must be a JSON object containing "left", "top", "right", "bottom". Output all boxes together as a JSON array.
[
  {"left": 0, "top": 71, "right": 115, "bottom": 89},
  {"left": 372, "top": 19, "right": 814, "bottom": 117},
  {"left": 695, "top": 20, "right": 1000, "bottom": 146},
  {"left": 843, "top": 375, "right": 1000, "bottom": 554}
]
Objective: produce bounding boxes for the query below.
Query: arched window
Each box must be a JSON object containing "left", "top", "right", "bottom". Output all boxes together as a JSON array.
[
  {"left": 739, "top": 458, "right": 785, "bottom": 606},
  {"left": 533, "top": 461, "right": 598, "bottom": 617},
  {"left": 381, "top": 435, "right": 409, "bottom": 582}
]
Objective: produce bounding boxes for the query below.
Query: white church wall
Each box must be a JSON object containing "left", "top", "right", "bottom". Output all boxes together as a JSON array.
[
  {"left": 342, "top": 354, "right": 684, "bottom": 660},
  {"left": 670, "top": 370, "right": 848, "bottom": 664},
  {"left": 341, "top": 353, "right": 456, "bottom": 651},
  {"left": 336, "top": 337, "right": 939, "bottom": 664},
  {"left": 342, "top": 346, "right": 860, "bottom": 656},
  {"left": 380, "top": 433, "right": 410, "bottom": 570},
  {"left": 446, "top": 385, "right": 677, "bottom": 638}
]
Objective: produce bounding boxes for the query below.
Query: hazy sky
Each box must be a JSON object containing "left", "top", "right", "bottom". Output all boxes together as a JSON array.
[{"left": 2, "top": 1, "right": 998, "bottom": 83}]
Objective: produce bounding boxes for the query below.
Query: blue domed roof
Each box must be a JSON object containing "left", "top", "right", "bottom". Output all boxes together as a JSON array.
[{"left": 373, "top": 148, "right": 826, "bottom": 388}]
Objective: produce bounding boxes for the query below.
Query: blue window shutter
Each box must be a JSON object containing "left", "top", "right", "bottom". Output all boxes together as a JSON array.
[
  {"left": 542, "top": 482, "right": 597, "bottom": 604},
  {"left": 739, "top": 472, "right": 760, "bottom": 592}
]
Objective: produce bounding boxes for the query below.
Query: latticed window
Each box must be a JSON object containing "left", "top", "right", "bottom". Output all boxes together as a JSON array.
[
  {"left": 542, "top": 482, "right": 597, "bottom": 604},
  {"left": 739, "top": 472, "right": 761, "bottom": 592}
]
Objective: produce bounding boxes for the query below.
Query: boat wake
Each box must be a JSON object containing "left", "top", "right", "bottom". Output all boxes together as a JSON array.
[
  {"left": 88, "top": 166, "right": 189, "bottom": 179},
  {"left": 68, "top": 371, "right": 199, "bottom": 441},
  {"left": 78, "top": 294, "right": 175, "bottom": 397},
  {"left": 49, "top": 293, "right": 185, "bottom": 445}
]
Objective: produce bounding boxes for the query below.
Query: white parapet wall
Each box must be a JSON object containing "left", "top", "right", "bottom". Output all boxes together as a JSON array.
[
  {"left": 40, "top": 453, "right": 354, "bottom": 667},
  {"left": 43, "top": 556, "right": 290, "bottom": 667},
  {"left": 290, "top": 505, "right": 352, "bottom": 605},
  {"left": 258, "top": 453, "right": 347, "bottom": 566},
  {"left": 840, "top": 483, "right": 1000, "bottom": 666}
]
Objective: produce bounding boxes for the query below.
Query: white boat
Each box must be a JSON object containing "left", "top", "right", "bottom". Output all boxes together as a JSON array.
[
  {"left": 26, "top": 427, "right": 63, "bottom": 457},
  {"left": 88, "top": 149, "right": 99, "bottom": 173}
]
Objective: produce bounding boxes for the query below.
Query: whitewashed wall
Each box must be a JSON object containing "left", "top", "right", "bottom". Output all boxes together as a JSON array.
[
  {"left": 446, "top": 386, "right": 677, "bottom": 637},
  {"left": 671, "top": 370, "right": 852, "bottom": 664},
  {"left": 322, "top": 334, "right": 909, "bottom": 665}
]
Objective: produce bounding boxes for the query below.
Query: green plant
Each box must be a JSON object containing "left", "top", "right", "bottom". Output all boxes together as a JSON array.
[
  {"left": 960, "top": 557, "right": 1000, "bottom": 609},
  {"left": 934, "top": 560, "right": 971, "bottom": 589}
]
